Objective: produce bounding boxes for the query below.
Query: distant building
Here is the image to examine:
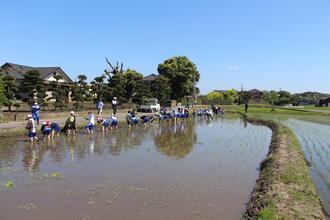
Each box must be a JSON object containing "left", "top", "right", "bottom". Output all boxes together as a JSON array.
[
  {"left": 248, "top": 89, "right": 263, "bottom": 101},
  {"left": 1, "top": 62, "right": 73, "bottom": 102},
  {"left": 319, "top": 97, "right": 330, "bottom": 107},
  {"left": 142, "top": 74, "right": 157, "bottom": 94}
]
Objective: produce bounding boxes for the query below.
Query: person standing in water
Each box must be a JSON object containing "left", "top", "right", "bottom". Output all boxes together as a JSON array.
[
  {"left": 245, "top": 103, "right": 249, "bottom": 113},
  {"left": 65, "top": 111, "right": 76, "bottom": 135},
  {"left": 112, "top": 97, "right": 118, "bottom": 115},
  {"left": 85, "top": 112, "right": 95, "bottom": 135},
  {"left": 96, "top": 99, "right": 104, "bottom": 116},
  {"left": 25, "top": 114, "right": 39, "bottom": 142},
  {"left": 31, "top": 102, "right": 40, "bottom": 125}
]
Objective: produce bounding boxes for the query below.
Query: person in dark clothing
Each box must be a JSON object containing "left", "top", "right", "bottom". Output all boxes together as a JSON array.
[{"left": 245, "top": 103, "right": 249, "bottom": 113}]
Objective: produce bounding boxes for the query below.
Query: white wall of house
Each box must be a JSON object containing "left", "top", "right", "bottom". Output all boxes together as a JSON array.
[
  {"left": 44, "top": 72, "right": 71, "bottom": 102},
  {"left": 44, "top": 73, "right": 66, "bottom": 83}
]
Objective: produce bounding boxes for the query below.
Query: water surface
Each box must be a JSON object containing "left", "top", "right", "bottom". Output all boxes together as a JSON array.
[
  {"left": 282, "top": 119, "right": 330, "bottom": 215},
  {"left": 0, "top": 117, "right": 271, "bottom": 220}
]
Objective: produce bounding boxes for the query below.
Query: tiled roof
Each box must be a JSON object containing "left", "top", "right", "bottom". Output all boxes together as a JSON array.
[
  {"left": 1, "top": 62, "right": 73, "bottom": 83},
  {"left": 142, "top": 74, "right": 157, "bottom": 81}
]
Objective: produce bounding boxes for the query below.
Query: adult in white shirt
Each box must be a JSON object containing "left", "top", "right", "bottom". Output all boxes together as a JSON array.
[{"left": 112, "top": 97, "right": 118, "bottom": 115}]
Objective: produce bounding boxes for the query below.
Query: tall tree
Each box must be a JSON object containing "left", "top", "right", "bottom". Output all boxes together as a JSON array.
[
  {"left": 206, "top": 91, "right": 224, "bottom": 104},
  {"left": 20, "top": 69, "right": 47, "bottom": 106},
  {"left": 157, "top": 56, "right": 200, "bottom": 100},
  {"left": 151, "top": 75, "right": 171, "bottom": 104},
  {"left": 122, "top": 69, "right": 143, "bottom": 103},
  {"left": 90, "top": 75, "right": 106, "bottom": 102},
  {"left": 104, "top": 58, "right": 127, "bottom": 102},
  {"left": 47, "top": 75, "right": 68, "bottom": 111},
  {"left": 1, "top": 75, "right": 19, "bottom": 111},
  {"left": 71, "top": 74, "right": 89, "bottom": 110}
]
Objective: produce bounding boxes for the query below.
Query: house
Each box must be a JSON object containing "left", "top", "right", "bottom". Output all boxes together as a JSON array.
[
  {"left": 142, "top": 74, "right": 157, "bottom": 93},
  {"left": 248, "top": 89, "right": 263, "bottom": 102},
  {"left": 319, "top": 97, "right": 330, "bottom": 107},
  {"left": 1, "top": 62, "right": 73, "bottom": 101}
]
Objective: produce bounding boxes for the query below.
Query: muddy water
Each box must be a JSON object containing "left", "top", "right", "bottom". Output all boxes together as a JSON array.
[
  {"left": 0, "top": 117, "right": 271, "bottom": 220},
  {"left": 283, "top": 119, "right": 330, "bottom": 215}
]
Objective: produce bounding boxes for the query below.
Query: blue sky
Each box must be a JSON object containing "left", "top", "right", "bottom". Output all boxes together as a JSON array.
[{"left": 1, "top": 0, "right": 330, "bottom": 94}]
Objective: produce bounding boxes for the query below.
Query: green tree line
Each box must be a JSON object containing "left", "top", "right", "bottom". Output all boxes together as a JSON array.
[{"left": 0, "top": 56, "right": 200, "bottom": 111}]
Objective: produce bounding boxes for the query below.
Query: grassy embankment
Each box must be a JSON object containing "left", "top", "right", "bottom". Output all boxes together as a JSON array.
[{"left": 240, "top": 111, "right": 326, "bottom": 219}]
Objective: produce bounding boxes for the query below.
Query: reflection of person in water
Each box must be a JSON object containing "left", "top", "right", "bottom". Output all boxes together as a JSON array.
[
  {"left": 22, "top": 143, "right": 44, "bottom": 171},
  {"left": 154, "top": 121, "right": 197, "bottom": 159}
]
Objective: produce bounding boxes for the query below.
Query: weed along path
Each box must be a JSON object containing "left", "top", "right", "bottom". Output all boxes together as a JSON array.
[
  {"left": 0, "top": 117, "right": 271, "bottom": 219},
  {"left": 283, "top": 119, "right": 330, "bottom": 216}
]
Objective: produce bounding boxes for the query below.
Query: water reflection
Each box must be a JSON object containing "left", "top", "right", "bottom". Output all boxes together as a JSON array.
[
  {"left": 154, "top": 121, "right": 197, "bottom": 159},
  {"left": 0, "top": 117, "right": 272, "bottom": 220}
]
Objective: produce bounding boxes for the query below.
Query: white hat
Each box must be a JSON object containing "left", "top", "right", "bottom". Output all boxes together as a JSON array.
[
  {"left": 70, "top": 111, "right": 75, "bottom": 115},
  {"left": 27, "top": 114, "right": 32, "bottom": 118},
  {"left": 114, "top": 97, "right": 117, "bottom": 100},
  {"left": 34, "top": 102, "right": 38, "bottom": 105}
]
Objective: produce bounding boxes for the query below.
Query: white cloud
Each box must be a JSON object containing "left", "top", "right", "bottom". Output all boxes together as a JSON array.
[{"left": 227, "top": 65, "right": 240, "bottom": 71}]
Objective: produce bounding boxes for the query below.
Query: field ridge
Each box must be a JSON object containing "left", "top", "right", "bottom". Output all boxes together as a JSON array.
[{"left": 241, "top": 113, "right": 326, "bottom": 220}]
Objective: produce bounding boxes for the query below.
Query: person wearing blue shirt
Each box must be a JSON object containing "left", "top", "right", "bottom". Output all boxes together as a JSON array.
[
  {"left": 100, "top": 119, "right": 110, "bottom": 132},
  {"left": 50, "top": 122, "right": 61, "bottom": 137},
  {"left": 96, "top": 100, "right": 104, "bottom": 115},
  {"left": 31, "top": 102, "right": 40, "bottom": 125}
]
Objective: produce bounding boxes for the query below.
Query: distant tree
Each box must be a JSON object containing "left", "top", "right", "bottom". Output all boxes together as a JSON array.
[
  {"left": 104, "top": 58, "right": 127, "bottom": 103},
  {"left": 0, "top": 77, "right": 6, "bottom": 106},
  {"left": 238, "top": 91, "right": 251, "bottom": 104},
  {"left": 262, "top": 90, "right": 279, "bottom": 105},
  {"left": 291, "top": 94, "right": 304, "bottom": 106},
  {"left": 47, "top": 75, "right": 68, "bottom": 111},
  {"left": 1, "top": 75, "right": 19, "bottom": 111},
  {"left": 151, "top": 75, "right": 171, "bottom": 104},
  {"left": 122, "top": 69, "right": 143, "bottom": 103},
  {"left": 20, "top": 69, "right": 47, "bottom": 106},
  {"left": 275, "top": 90, "right": 292, "bottom": 105},
  {"left": 71, "top": 75, "right": 89, "bottom": 110},
  {"left": 223, "top": 90, "right": 238, "bottom": 104},
  {"left": 206, "top": 91, "right": 224, "bottom": 104},
  {"left": 90, "top": 75, "right": 107, "bottom": 102},
  {"left": 157, "top": 56, "right": 200, "bottom": 100}
]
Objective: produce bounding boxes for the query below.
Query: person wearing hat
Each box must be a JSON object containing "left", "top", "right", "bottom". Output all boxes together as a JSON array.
[
  {"left": 25, "top": 114, "right": 38, "bottom": 142},
  {"left": 41, "top": 121, "right": 52, "bottom": 140},
  {"left": 112, "top": 97, "right": 118, "bottom": 115},
  {"left": 31, "top": 102, "right": 40, "bottom": 125},
  {"left": 65, "top": 111, "right": 76, "bottom": 135}
]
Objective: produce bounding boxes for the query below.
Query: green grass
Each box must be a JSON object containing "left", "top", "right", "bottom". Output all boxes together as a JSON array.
[
  {"left": 280, "top": 166, "right": 306, "bottom": 184},
  {"left": 242, "top": 113, "right": 325, "bottom": 219},
  {"left": 258, "top": 199, "right": 280, "bottom": 220}
]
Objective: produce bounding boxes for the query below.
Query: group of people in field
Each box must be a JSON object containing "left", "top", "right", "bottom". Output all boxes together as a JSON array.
[{"left": 25, "top": 99, "right": 224, "bottom": 142}]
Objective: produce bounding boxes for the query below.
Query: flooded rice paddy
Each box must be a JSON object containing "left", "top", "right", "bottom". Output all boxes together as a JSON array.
[
  {"left": 283, "top": 119, "right": 330, "bottom": 215},
  {"left": 0, "top": 117, "right": 271, "bottom": 220}
]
